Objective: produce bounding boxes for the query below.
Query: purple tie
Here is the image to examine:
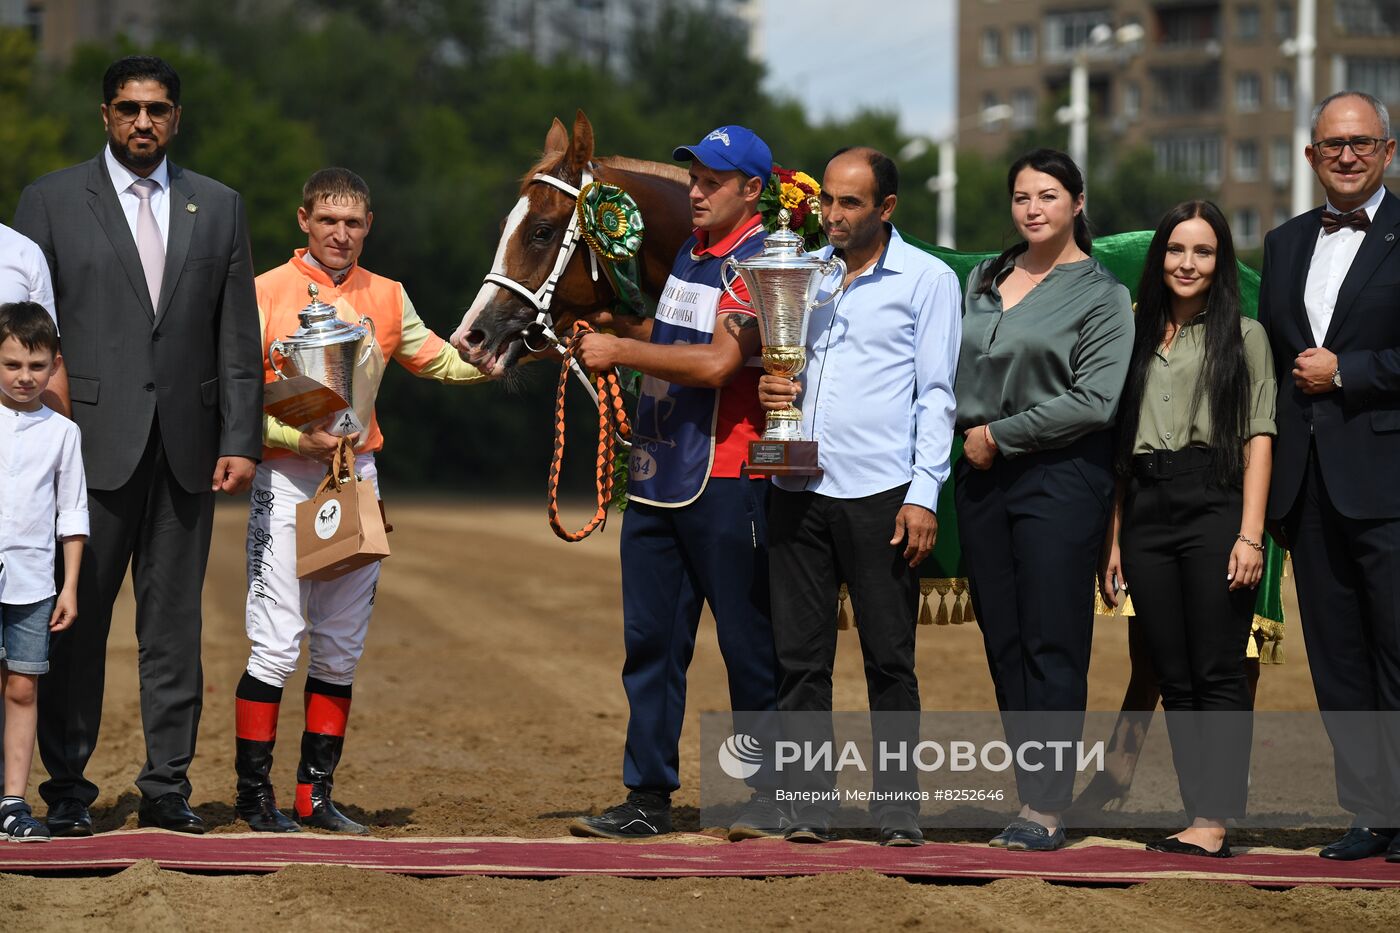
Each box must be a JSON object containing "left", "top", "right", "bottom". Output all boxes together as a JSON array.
[{"left": 131, "top": 178, "right": 164, "bottom": 305}]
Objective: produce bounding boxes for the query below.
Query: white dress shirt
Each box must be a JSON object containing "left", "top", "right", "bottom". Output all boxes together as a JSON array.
[
  {"left": 0, "top": 222, "right": 56, "bottom": 323},
  {"left": 104, "top": 146, "right": 171, "bottom": 248},
  {"left": 1305, "top": 185, "right": 1386, "bottom": 347},
  {"left": 774, "top": 226, "right": 962, "bottom": 509},
  {"left": 0, "top": 405, "right": 89, "bottom": 604}
]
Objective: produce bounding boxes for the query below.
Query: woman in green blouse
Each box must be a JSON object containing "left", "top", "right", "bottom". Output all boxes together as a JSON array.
[
  {"left": 1099, "top": 201, "right": 1275, "bottom": 858},
  {"left": 954, "top": 149, "right": 1134, "bottom": 851}
]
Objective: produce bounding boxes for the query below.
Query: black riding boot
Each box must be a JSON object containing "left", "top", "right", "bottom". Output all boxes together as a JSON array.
[
  {"left": 294, "top": 731, "right": 368, "bottom": 834},
  {"left": 234, "top": 736, "right": 299, "bottom": 832},
  {"left": 234, "top": 677, "right": 299, "bottom": 833}
]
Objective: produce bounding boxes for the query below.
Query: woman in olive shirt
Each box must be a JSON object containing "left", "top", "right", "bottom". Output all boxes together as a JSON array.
[
  {"left": 1100, "top": 201, "right": 1275, "bottom": 858},
  {"left": 954, "top": 149, "right": 1134, "bottom": 852}
]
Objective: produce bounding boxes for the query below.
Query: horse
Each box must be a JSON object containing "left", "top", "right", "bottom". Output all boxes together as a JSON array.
[{"left": 449, "top": 110, "right": 692, "bottom": 374}]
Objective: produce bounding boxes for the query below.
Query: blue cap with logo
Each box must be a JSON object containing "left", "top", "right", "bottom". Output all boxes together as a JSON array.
[{"left": 672, "top": 125, "right": 773, "bottom": 181}]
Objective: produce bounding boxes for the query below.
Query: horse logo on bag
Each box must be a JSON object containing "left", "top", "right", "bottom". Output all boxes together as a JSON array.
[{"left": 314, "top": 501, "right": 342, "bottom": 540}]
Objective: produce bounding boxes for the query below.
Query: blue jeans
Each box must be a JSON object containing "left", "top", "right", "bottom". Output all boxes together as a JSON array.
[{"left": 1, "top": 598, "right": 55, "bottom": 675}]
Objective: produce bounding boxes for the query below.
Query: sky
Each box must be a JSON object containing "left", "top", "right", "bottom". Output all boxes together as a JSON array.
[{"left": 758, "top": 0, "right": 959, "bottom": 139}]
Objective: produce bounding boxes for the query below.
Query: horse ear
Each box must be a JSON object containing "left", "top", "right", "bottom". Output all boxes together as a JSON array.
[
  {"left": 568, "top": 110, "right": 595, "bottom": 177},
  {"left": 543, "top": 118, "right": 569, "bottom": 159}
]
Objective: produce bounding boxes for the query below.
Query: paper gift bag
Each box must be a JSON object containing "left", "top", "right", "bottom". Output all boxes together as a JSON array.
[{"left": 296, "top": 439, "right": 391, "bottom": 581}]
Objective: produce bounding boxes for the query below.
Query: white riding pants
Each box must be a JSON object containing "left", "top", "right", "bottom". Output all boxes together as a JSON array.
[{"left": 244, "top": 455, "right": 381, "bottom": 688}]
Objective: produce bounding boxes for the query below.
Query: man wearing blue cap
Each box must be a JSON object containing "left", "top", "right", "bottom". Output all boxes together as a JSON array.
[{"left": 570, "top": 125, "right": 784, "bottom": 840}]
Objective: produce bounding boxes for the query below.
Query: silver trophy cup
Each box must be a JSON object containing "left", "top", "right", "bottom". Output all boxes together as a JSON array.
[
  {"left": 268, "top": 283, "right": 377, "bottom": 437},
  {"left": 721, "top": 227, "right": 844, "bottom": 474}
]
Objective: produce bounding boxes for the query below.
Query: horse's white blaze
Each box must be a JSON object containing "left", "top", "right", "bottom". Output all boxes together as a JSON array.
[{"left": 451, "top": 195, "right": 531, "bottom": 350}]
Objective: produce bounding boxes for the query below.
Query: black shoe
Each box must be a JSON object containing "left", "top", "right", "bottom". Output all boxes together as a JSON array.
[
  {"left": 239, "top": 795, "right": 300, "bottom": 833},
  {"left": 989, "top": 819, "right": 1038, "bottom": 848},
  {"left": 1003, "top": 820, "right": 1066, "bottom": 851},
  {"left": 1, "top": 801, "right": 51, "bottom": 842},
  {"left": 569, "top": 792, "right": 673, "bottom": 839},
  {"left": 137, "top": 794, "right": 206, "bottom": 834},
  {"left": 295, "top": 797, "right": 368, "bottom": 835},
  {"left": 784, "top": 806, "right": 834, "bottom": 844},
  {"left": 878, "top": 811, "right": 925, "bottom": 847},
  {"left": 44, "top": 798, "right": 93, "bottom": 838},
  {"left": 1386, "top": 836, "right": 1400, "bottom": 863},
  {"left": 1320, "top": 827, "right": 1394, "bottom": 861},
  {"left": 1147, "top": 834, "right": 1232, "bottom": 858},
  {"left": 727, "top": 793, "right": 791, "bottom": 841}
]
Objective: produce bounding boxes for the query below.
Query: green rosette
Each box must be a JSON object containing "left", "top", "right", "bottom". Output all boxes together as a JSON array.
[
  {"left": 577, "top": 181, "right": 651, "bottom": 321},
  {"left": 577, "top": 181, "right": 645, "bottom": 261},
  {"left": 892, "top": 232, "right": 1285, "bottom": 660}
]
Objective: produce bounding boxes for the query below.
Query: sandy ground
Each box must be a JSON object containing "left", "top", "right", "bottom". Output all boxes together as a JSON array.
[{"left": 4, "top": 499, "right": 1398, "bottom": 929}]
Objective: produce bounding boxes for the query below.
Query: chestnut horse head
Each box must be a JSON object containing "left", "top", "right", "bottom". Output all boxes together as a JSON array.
[{"left": 450, "top": 110, "right": 691, "bottom": 376}]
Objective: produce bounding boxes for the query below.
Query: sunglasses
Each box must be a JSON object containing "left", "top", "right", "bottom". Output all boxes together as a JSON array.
[{"left": 110, "top": 100, "right": 176, "bottom": 123}]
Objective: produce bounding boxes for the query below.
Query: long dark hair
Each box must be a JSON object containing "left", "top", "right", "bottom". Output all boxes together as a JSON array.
[
  {"left": 977, "top": 148, "right": 1093, "bottom": 294},
  {"left": 1115, "top": 200, "right": 1250, "bottom": 486}
]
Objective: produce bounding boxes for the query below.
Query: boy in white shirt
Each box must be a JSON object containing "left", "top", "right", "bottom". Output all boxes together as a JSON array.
[{"left": 0, "top": 302, "right": 87, "bottom": 841}]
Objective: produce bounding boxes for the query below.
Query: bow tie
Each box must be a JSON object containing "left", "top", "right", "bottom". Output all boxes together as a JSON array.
[{"left": 1320, "top": 209, "right": 1371, "bottom": 235}]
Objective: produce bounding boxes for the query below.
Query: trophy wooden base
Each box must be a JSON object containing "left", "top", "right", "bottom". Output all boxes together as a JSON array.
[{"left": 747, "top": 440, "right": 823, "bottom": 477}]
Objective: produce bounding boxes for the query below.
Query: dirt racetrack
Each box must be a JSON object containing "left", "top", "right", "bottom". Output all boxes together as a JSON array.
[{"left": 5, "top": 499, "right": 1399, "bottom": 930}]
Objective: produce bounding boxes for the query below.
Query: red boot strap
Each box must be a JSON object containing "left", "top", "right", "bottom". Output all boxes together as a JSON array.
[{"left": 294, "top": 783, "right": 315, "bottom": 817}]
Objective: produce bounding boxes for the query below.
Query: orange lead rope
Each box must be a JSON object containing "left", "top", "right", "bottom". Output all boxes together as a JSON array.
[{"left": 547, "top": 320, "right": 632, "bottom": 542}]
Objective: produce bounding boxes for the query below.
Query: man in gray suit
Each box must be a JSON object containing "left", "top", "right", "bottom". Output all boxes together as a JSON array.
[{"left": 14, "top": 55, "right": 263, "bottom": 835}]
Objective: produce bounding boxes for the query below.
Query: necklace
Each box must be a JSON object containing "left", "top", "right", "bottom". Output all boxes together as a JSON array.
[{"left": 1018, "top": 261, "right": 1052, "bottom": 286}]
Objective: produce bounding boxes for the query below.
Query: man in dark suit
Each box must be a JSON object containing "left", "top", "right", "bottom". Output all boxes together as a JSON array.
[
  {"left": 1259, "top": 90, "right": 1400, "bottom": 861},
  {"left": 13, "top": 56, "right": 262, "bottom": 835}
]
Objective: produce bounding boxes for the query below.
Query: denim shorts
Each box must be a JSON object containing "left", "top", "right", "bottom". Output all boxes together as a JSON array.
[{"left": 0, "top": 598, "right": 54, "bottom": 675}]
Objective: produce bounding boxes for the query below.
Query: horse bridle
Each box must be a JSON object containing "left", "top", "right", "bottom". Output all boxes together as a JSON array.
[
  {"left": 478, "top": 165, "right": 630, "bottom": 445},
  {"left": 481, "top": 167, "right": 603, "bottom": 354}
]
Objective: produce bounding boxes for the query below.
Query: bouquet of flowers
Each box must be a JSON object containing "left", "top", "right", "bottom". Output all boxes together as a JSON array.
[{"left": 758, "top": 167, "right": 826, "bottom": 251}]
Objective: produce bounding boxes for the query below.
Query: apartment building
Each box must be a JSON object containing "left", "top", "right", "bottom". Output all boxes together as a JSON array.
[{"left": 959, "top": 0, "right": 1400, "bottom": 246}]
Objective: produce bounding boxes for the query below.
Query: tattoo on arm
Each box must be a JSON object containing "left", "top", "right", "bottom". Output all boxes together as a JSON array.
[{"left": 722, "top": 313, "right": 759, "bottom": 338}]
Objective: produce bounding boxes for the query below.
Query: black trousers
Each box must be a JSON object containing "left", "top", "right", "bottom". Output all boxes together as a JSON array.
[
  {"left": 955, "top": 431, "right": 1114, "bottom": 812},
  {"left": 1284, "top": 444, "right": 1400, "bottom": 825},
  {"left": 769, "top": 484, "right": 921, "bottom": 811},
  {"left": 1120, "top": 456, "right": 1255, "bottom": 819},
  {"left": 39, "top": 420, "right": 214, "bottom": 806},
  {"left": 619, "top": 478, "right": 777, "bottom": 795}
]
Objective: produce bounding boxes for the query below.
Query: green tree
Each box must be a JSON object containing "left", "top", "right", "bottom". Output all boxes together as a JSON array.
[
  {"left": 8, "top": 1, "right": 1229, "bottom": 491},
  {"left": 0, "top": 29, "right": 69, "bottom": 222}
]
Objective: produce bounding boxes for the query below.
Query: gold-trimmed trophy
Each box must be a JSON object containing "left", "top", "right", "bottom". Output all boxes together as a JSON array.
[{"left": 722, "top": 227, "right": 844, "bottom": 477}]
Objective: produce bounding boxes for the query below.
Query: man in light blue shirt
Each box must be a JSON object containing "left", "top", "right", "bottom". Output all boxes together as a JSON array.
[{"left": 758, "top": 147, "right": 961, "bottom": 846}]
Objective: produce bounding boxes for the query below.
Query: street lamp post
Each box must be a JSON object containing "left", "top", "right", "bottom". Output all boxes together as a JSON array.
[
  {"left": 1282, "top": 0, "right": 1318, "bottom": 218},
  {"left": 901, "top": 103, "right": 1013, "bottom": 249},
  {"left": 1058, "top": 23, "right": 1146, "bottom": 183},
  {"left": 904, "top": 104, "right": 1013, "bottom": 250},
  {"left": 936, "top": 138, "right": 957, "bottom": 248}
]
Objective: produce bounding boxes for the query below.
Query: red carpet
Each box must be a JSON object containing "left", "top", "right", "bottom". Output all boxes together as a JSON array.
[{"left": 2, "top": 831, "right": 1398, "bottom": 888}]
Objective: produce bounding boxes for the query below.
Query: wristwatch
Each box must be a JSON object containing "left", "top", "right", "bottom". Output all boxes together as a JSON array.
[{"left": 1331, "top": 367, "right": 1343, "bottom": 389}]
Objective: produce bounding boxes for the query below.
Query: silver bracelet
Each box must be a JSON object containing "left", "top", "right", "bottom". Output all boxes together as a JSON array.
[{"left": 1237, "top": 533, "right": 1264, "bottom": 552}]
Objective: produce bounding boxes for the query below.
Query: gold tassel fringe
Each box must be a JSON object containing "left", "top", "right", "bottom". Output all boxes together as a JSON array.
[
  {"left": 933, "top": 580, "right": 952, "bottom": 625},
  {"left": 917, "top": 581, "right": 935, "bottom": 626},
  {"left": 1093, "top": 580, "right": 1135, "bottom": 618},
  {"left": 1252, "top": 614, "right": 1285, "bottom": 665},
  {"left": 836, "top": 583, "right": 852, "bottom": 630}
]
